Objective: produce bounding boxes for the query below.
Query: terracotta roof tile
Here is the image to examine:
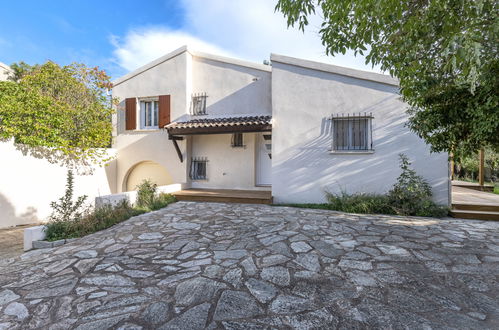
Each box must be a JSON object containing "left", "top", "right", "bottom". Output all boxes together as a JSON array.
[{"left": 166, "top": 115, "right": 272, "bottom": 130}]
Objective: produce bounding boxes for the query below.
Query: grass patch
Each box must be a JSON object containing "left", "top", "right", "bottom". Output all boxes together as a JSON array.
[{"left": 45, "top": 193, "right": 176, "bottom": 242}]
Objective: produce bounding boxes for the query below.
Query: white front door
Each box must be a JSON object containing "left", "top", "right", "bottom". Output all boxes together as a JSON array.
[{"left": 256, "top": 133, "right": 272, "bottom": 186}]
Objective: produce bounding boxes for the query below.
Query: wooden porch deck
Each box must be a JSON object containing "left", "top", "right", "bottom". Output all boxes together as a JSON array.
[
  {"left": 173, "top": 189, "right": 273, "bottom": 204},
  {"left": 451, "top": 185, "right": 499, "bottom": 221}
]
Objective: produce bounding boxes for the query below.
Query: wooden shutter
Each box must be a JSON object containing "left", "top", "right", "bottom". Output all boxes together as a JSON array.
[
  {"left": 158, "top": 95, "right": 171, "bottom": 128},
  {"left": 125, "top": 98, "right": 136, "bottom": 130}
]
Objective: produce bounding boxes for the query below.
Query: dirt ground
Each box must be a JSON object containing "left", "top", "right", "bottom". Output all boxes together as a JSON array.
[{"left": 0, "top": 224, "right": 37, "bottom": 260}]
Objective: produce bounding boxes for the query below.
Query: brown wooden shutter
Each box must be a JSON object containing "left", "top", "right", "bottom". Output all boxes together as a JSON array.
[
  {"left": 158, "top": 95, "right": 171, "bottom": 128},
  {"left": 125, "top": 98, "right": 136, "bottom": 130}
]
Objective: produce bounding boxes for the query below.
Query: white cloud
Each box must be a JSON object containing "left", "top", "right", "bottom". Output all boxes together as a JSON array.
[
  {"left": 110, "top": 27, "right": 233, "bottom": 71},
  {"left": 111, "top": 0, "right": 380, "bottom": 74}
]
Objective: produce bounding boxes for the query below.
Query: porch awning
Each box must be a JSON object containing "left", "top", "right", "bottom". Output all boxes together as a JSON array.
[{"left": 166, "top": 115, "right": 272, "bottom": 135}]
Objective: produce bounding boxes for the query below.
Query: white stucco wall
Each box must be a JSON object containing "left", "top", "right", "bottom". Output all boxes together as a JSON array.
[
  {"left": 113, "top": 130, "right": 186, "bottom": 192},
  {"left": 0, "top": 141, "right": 116, "bottom": 229},
  {"left": 189, "top": 133, "right": 270, "bottom": 190},
  {"left": 192, "top": 56, "right": 272, "bottom": 116},
  {"left": 271, "top": 59, "right": 449, "bottom": 205}
]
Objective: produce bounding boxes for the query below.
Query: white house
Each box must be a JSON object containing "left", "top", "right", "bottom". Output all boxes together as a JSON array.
[
  {"left": 0, "top": 47, "right": 449, "bottom": 228},
  {"left": 112, "top": 46, "right": 449, "bottom": 205}
]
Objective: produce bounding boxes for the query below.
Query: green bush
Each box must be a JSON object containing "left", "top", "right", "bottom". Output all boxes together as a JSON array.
[
  {"left": 326, "top": 191, "right": 393, "bottom": 215},
  {"left": 387, "top": 154, "right": 435, "bottom": 215},
  {"left": 45, "top": 192, "right": 177, "bottom": 241},
  {"left": 45, "top": 200, "right": 144, "bottom": 241},
  {"left": 135, "top": 179, "right": 157, "bottom": 209},
  {"left": 149, "top": 193, "right": 177, "bottom": 211}
]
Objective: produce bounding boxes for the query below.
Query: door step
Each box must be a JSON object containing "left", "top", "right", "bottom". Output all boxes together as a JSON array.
[
  {"left": 450, "top": 209, "right": 499, "bottom": 221},
  {"left": 173, "top": 189, "right": 273, "bottom": 205},
  {"left": 452, "top": 203, "right": 499, "bottom": 213}
]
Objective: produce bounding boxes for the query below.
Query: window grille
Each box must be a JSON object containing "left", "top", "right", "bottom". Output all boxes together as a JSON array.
[
  {"left": 190, "top": 93, "right": 207, "bottom": 115},
  {"left": 231, "top": 133, "right": 244, "bottom": 147},
  {"left": 190, "top": 157, "right": 208, "bottom": 180},
  {"left": 331, "top": 113, "right": 373, "bottom": 151}
]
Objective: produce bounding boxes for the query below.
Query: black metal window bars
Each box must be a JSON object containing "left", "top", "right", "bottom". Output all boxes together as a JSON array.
[
  {"left": 331, "top": 113, "right": 373, "bottom": 151},
  {"left": 190, "top": 157, "right": 208, "bottom": 180},
  {"left": 190, "top": 92, "right": 207, "bottom": 115},
  {"left": 231, "top": 133, "right": 244, "bottom": 148}
]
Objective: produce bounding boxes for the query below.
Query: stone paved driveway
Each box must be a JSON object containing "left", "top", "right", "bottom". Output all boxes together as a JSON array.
[{"left": 0, "top": 202, "right": 498, "bottom": 329}]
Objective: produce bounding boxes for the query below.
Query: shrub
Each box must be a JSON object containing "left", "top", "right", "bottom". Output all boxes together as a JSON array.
[
  {"left": 149, "top": 193, "right": 177, "bottom": 211},
  {"left": 46, "top": 200, "right": 145, "bottom": 241},
  {"left": 326, "top": 191, "right": 393, "bottom": 215},
  {"left": 45, "top": 177, "right": 177, "bottom": 241},
  {"left": 387, "top": 154, "right": 433, "bottom": 215},
  {"left": 44, "top": 194, "right": 177, "bottom": 241},
  {"left": 49, "top": 170, "right": 88, "bottom": 223},
  {"left": 135, "top": 179, "right": 157, "bottom": 209}
]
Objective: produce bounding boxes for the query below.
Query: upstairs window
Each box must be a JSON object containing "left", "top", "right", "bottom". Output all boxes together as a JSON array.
[
  {"left": 190, "top": 93, "right": 207, "bottom": 115},
  {"left": 190, "top": 157, "right": 208, "bottom": 180},
  {"left": 231, "top": 133, "right": 244, "bottom": 148},
  {"left": 140, "top": 100, "right": 158, "bottom": 129},
  {"left": 332, "top": 113, "right": 373, "bottom": 151}
]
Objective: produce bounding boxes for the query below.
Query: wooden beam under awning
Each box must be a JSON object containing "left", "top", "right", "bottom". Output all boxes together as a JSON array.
[
  {"left": 166, "top": 124, "right": 272, "bottom": 136},
  {"left": 168, "top": 135, "right": 184, "bottom": 163}
]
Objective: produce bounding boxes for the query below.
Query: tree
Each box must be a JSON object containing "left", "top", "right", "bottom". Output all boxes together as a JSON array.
[
  {"left": 275, "top": 0, "right": 499, "bottom": 155},
  {"left": 0, "top": 61, "right": 115, "bottom": 169},
  {"left": 7, "top": 61, "right": 38, "bottom": 82}
]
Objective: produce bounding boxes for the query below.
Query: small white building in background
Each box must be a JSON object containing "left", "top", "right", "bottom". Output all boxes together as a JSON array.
[
  {"left": 112, "top": 46, "right": 449, "bottom": 205},
  {"left": 0, "top": 62, "right": 11, "bottom": 81},
  {"left": 0, "top": 47, "right": 449, "bottom": 228}
]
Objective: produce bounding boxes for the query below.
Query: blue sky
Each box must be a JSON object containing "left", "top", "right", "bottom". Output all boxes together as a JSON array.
[{"left": 0, "top": 0, "right": 378, "bottom": 79}]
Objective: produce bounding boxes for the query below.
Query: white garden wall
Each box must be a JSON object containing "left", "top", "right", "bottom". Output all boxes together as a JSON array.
[{"left": 0, "top": 140, "right": 117, "bottom": 229}]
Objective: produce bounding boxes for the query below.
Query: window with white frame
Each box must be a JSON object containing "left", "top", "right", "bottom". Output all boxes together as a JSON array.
[
  {"left": 140, "top": 99, "right": 159, "bottom": 129},
  {"left": 331, "top": 114, "right": 373, "bottom": 151}
]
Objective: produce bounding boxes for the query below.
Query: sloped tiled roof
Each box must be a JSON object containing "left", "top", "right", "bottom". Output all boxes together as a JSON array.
[{"left": 166, "top": 115, "right": 272, "bottom": 134}]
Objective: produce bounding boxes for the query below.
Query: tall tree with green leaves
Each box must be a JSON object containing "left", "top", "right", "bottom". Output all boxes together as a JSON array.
[
  {"left": 0, "top": 61, "right": 115, "bottom": 169},
  {"left": 275, "top": 0, "right": 499, "bottom": 155}
]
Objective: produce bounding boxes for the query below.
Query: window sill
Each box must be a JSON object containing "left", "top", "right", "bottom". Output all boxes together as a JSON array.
[
  {"left": 191, "top": 179, "right": 208, "bottom": 181},
  {"left": 329, "top": 150, "right": 375, "bottom": 155}
]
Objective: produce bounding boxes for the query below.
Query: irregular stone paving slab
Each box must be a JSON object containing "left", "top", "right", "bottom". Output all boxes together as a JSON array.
[
  {"left": 213, "top": 290, "right": 263, "bottom": 321},
  {"left": 174, "top": 277, "right": 226, "bottom": 306},
  {"left": 0, "top": 201, "right": 498, "bottom": 329}
]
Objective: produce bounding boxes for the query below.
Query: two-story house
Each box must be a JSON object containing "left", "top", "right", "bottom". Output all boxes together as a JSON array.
[{"left": 112, "top": 46, "right": 449, "bottom": 205}]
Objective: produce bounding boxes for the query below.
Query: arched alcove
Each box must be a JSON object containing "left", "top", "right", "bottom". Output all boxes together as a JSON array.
[{"left": 124, "top": 161, "right": 173, "bottom": 191}]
